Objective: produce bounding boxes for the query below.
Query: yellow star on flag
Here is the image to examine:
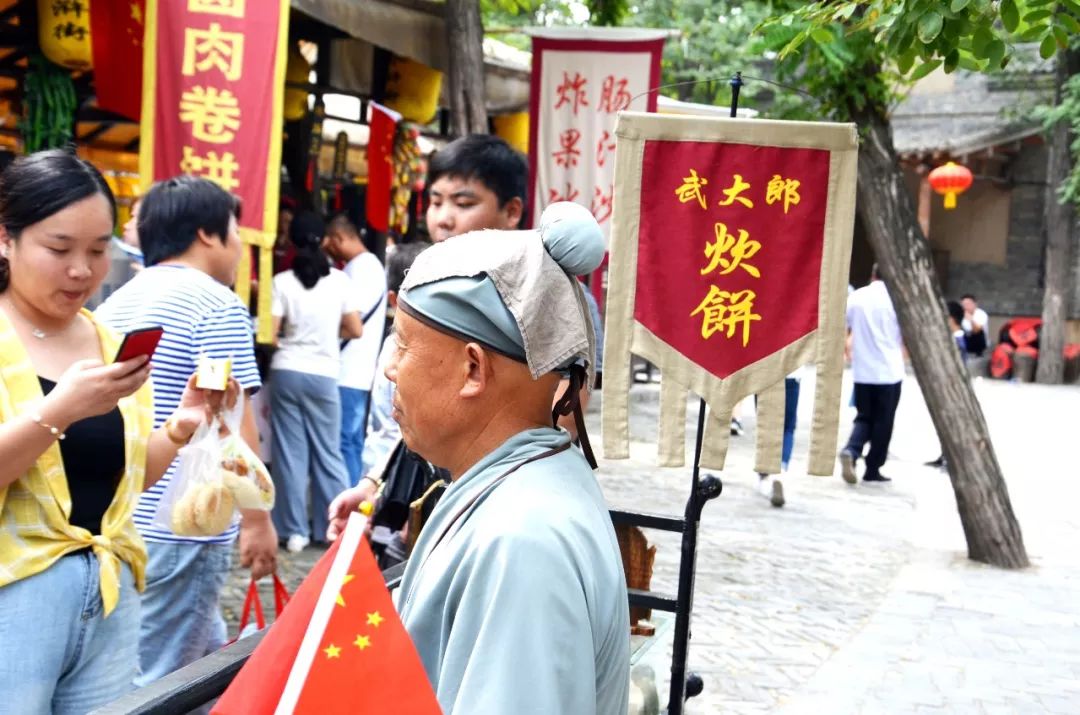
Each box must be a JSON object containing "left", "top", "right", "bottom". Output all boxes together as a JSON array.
[
  {"left": 130, "top": 2, "right": 143, "bottom": 24},
  {"left": 323, "top": 643, "right": 341, "bottom": 659},
  {"left": 335, "top": 574, "right": 355, "bottom": 607},
  {"left": 353, "top": 634, "right": 372, "bottom": 651},
  {"left": 367, "top": 611, "right": 384, "bottom": 628}
]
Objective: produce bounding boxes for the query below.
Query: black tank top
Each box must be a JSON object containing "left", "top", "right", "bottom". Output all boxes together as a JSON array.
[{"left": 38, "top": 377, "right": 126, "bottom": 535}]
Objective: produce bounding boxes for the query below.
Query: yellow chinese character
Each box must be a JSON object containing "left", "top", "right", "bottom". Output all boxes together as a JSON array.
[
  {"left": 675, "top": 169, "right": 708, "bottom": 210},
  {"left": 766, "top": 175, "right": 801, "bottom": 214},
  {"left": 188, "top": 0, "right": 244, "bottom": 17},
  {"left": 180, "top": 146, "right": 239, "bottom": 191},
  {"left": 718, "top": 173, "right": 753, "bottom": 209},
  {"left": 179, "top": 86, "right": 240, "bottom": 144},
  {"left": 700, "top": 222, "right": 761, "bottom": 278},
  {"left": 182, "top": 23, "right": 244, "bottom": 81},
  {"left": 690, "top": 287, "right": 762, "bottom": 346}
]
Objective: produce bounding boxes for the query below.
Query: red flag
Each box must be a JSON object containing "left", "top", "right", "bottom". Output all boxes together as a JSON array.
[
  {"left": 90, "top": 0, "right": 146, "bottom": 120},
  {"left": 365, "top": 103, "right": 400, "bottom": 233},
  {"left": 213, "top": 514, "right": 440, "bottom": 714}
]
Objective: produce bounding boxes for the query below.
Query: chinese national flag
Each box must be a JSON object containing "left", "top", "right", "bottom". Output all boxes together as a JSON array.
[
  {"left": 90, "top": 0, "right": 146, "bottom": 121},
  {"left": 212, "top": 514, "right": 441, "bottom": 714},
  {"left": 365, "top": 103, "right": 400, "bottom": 233}
]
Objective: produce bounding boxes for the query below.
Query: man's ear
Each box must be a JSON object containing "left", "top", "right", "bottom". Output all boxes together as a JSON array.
[
  {"left": 387, "top": 290, "right": 398, "bottom": 308},
  {"left": 503, "top": 197, "right": 524, "bottom": 230},
  {"left": 460, "top": 342, "right": 490, "bottom": 398},
  {"left": 195, "top": 227, "right": 220, "bottom": 247}
]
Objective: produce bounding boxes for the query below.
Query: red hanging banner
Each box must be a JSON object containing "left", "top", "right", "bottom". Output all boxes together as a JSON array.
[
  {"left": 139, "top": 0, "right": 290, "bottom": 342},
  {"left": 603, "top": 113, "right": 858, "bottom": 476}
]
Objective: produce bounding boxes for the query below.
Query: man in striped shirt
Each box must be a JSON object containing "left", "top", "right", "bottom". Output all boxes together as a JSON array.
[{"left": 97, "top": 176, "right": 277, "bottom": 690}]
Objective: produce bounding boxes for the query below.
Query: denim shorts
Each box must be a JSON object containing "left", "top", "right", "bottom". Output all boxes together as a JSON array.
[{"left": 0, "top": 550, "right": 140, "bottom": 714}]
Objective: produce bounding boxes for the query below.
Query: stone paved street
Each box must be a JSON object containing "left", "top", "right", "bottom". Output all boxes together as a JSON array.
[{"left": 222, "top": 370, "right": 1080, "bottom": 713}]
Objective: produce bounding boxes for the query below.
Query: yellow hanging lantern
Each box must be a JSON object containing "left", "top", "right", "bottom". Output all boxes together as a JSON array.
[
  {"left": 37, "top": 0, "right": 93, "bottom": 70},
  {"left": 493, "top": 113, "right": 529, "bottom": 154},
  {"left": 283, "top": 44, "right": 310, "bottom": 122},
  {"left": 384, "top": 56, "right": 442, "bottom": 125}
]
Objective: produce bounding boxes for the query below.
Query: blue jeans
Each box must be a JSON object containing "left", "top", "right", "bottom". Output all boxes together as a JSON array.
[
  {"left": 270, "top": 369, "right": 351, "bottom": 541},
  {"left": 135, "top": 541, "right": 232, "bottom": 690},
  {"left": 339, "top": 386, "right": 370, "bottom": 486},
  {"left": 781, "top": 377, "right": 801, "bottom": 470},
  {"left": 0, "top": 551, "right": 140, "bottom": 714}
]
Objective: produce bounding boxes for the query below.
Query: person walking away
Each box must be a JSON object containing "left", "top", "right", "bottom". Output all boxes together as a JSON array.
[
  {"left": 0, "top": 152, "right": 224, "bottom": 713},
  {"left": 838, "top": 264, "right": 904, "bottom": 484},
  {"left": 322, "top": 213, "right": 387, "bottom": 485},
  {"left": 756, "top": 369, "right": 802, "bottom": 507},
  {"left": 269, "top": 211, "right": 362, "bottom": 553},
  {"left": 96, "top": 175, "right": 277, "bottom": 693}
]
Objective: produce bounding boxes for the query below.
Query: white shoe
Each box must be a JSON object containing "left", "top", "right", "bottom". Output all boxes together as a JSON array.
[{"left": 286, "top": 534, "right": 310, "bottom": 553}]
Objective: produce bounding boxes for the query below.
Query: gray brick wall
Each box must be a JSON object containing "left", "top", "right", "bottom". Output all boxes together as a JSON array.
[{"left": 945, "top": 144, "right": 1080, "bottom": 320}]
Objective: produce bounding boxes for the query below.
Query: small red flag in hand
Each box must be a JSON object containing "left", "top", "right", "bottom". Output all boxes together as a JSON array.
[{"left": 212, "top": 513, "right": 441, "bottom": 714}]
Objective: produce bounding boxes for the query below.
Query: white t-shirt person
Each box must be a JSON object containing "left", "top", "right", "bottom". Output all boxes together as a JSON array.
[
  {"left": 271, "top": 268, "right": 361, "bottom": 378},
  {"left": 340, "top": 252, "right": 387, "bottom": 391},
  {"left": 846, "top": 279, "right": 904, "bottom": 385}
]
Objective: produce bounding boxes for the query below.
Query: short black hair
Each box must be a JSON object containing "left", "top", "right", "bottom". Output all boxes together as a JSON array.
[
  {"left": 326, "top": 213, "right": 360, "bottom": 238},
  {"left": 961, "top": 293, "right": 976, "bottom": 302},
  {"left": 947, "top": 300, "right": 964, "bottom": 326},
  {"left": 138, "top": 175, "right": 240, "bottom": 266},
  {"left": 387, "top": 241, "right": 429, "bottom": 294},
  {"left": 0, "top": 149, "right": 116, "bottom": 292},
  {"left": 427, "top": 134, "right": 528, "bottom": 213}
]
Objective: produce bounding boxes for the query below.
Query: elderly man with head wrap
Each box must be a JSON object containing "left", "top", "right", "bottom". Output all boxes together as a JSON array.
[{"left": 329, "top": 203, "right": 629, "bottom": 713}]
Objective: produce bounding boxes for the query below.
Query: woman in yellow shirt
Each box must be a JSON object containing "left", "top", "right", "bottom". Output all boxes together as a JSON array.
[{"left": 0, "top": 150, "right": 226, "bottom": 713}]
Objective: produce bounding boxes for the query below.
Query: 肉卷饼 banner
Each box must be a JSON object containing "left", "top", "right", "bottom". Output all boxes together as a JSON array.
[
  {"left": 602, "top": 113, "right": 858, "bottom": 477},
  {"left": 139, "top": 0, "right": 290, "bottom": 343},
  {"left": 528, "top": 28, "right": 666, "bottom": 310}
]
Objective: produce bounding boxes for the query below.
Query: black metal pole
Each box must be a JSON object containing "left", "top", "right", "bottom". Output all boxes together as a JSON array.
[
  {"left": 666, "top": 398, "right": 708, "bottom": 714},
  {"left": 729, "top": 71, "right": 743, "bottom": 118}
]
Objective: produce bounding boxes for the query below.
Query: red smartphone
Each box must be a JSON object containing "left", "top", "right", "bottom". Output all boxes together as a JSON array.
[{"left": 114, "top": 326, "right": 165, "bottom": 363}]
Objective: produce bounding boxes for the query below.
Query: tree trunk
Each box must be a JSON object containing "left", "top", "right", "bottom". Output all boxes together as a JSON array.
[
  {"left": 852, "top": 106, "right": 1029, "bottom": 569},
  {"left": 1036, "top": 47, "right": 1080, "bottom": 385},
  {"left": 446, "top": 0, "right": 489, "bottom": 137}
]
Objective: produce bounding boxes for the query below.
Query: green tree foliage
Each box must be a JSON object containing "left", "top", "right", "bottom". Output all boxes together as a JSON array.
[
  {"left": 1034, "top": 39, "right": 1080, "bottom": 207},
  {"left": 761, "top": 1, "right": 1079, "bottom": 205},
  {"left": 623, "top": 1, "right": 780, "bottom": 109},
  {"left": 760, "top": 0, "right": 1079, "bottom": 116}
]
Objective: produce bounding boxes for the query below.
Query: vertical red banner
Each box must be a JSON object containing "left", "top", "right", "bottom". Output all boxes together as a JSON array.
[
  {"left": 139, "top": 0, "right": 290, "bottom": 341},
  {"left": 365, "top": 103, "right": 401, "bottom": 233},
  {"left": 90, "top": 0, "right": 147, "bottom": 120}
]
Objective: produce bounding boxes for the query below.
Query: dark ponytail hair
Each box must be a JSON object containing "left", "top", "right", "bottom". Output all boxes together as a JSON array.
[
  {"left": 0, "top": 149, "right": 116, "bottom": 292},
  {"left": 289, "top": 210, "right": 330, "bottom": 289}
]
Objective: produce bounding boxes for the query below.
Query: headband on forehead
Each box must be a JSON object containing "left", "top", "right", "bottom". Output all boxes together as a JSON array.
[{"left": 399, "top": 202, "right": 605, "bottom": 383}]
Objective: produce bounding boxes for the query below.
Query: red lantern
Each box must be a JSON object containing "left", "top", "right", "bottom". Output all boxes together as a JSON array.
[{"left": 928, "top": 161, "right": 973, "bottom": 210}]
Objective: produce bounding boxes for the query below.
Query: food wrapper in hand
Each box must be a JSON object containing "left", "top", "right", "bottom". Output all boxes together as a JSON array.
[
  {"left": 218, "top": 394, "right": 275, "bottom": 511},
  {"left": 153, "top": 417, "right": 238, "bottom": 537}
]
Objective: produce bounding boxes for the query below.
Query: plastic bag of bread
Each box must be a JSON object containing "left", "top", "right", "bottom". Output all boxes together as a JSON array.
[
  {"left": 152, "top": 417, "right": 238, "bottom": 537},
  {"left": 218, "top": 396, "right": 275, "bottom": 511}
]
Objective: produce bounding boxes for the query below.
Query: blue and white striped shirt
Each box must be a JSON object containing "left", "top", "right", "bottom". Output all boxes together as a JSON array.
[{"left": 96, "top": 264, "right": 261, "bottom": 545}]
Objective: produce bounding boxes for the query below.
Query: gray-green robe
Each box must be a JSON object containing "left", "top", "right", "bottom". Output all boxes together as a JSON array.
[{"left": 396, "top": 428, "right": 630, "bottom": 714}]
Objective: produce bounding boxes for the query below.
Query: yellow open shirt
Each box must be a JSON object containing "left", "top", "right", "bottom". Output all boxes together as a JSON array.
[{"left": 0, "top": 309, "right": 154, "bottom": 616}]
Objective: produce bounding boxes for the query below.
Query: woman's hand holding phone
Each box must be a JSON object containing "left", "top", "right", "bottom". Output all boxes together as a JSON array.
[{"left": 42, "top": 356, "right": 153, "bottom": 428}]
